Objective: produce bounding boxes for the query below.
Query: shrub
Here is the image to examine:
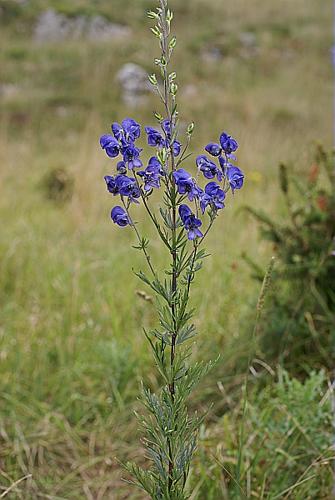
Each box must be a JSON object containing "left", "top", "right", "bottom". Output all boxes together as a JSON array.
[
  {"left": 41, "top": 167, "right": 74, "bottom": 204},
  {"left": 245, "top": 146, "right": 335, "bottom": 371}
]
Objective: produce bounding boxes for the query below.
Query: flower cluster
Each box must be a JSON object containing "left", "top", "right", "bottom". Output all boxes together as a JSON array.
[
  {"left": 100, "top": 119, "right": 244, "bottom": 239},
  {"left": 145, "top": 119, "right": 181, "bottom": 157},
  {"left": 172, "top": 131, "right": 244, "bottom": 237},
  {"left": 101, "top": 118, "right": 166, "bottom": 226},
  {"left": 179, "top": 205, "right": 203, "bottom": 240},
  {"left": 100, "top": 118, "right": 143, "bottom": 170},
  {"left": 138, "top": 157, "right": 163, "bottom": 191}
]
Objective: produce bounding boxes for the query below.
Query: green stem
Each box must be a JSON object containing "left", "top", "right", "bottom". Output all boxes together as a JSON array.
[
  {"left": 133, "top": 172, "right": 172, "bottom": 250},
  {"left": 121, "top": 198, "right": 157, "bottom": 278},
  {"left": 159, "top": 1, "right": 178, "bottom": 491}
]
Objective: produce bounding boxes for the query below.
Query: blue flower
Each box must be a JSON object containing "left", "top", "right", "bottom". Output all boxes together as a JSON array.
[
  {"left": 179, "top": 204, "right": 203, "bottom": 240},
  {"left": 220, "top": 132, "right": 238, "bottom": 154},
  {"left": 102, "top": 118, "right": 141, "bottom": 162},
  {"left": 116, "top": 174, "right": 141, "bottom": 203},
  {"left": 138, "top": 157, "right": 163, "bottom": 191},
  {"left": 111, "top": 206, "right": 131, "bottom": 227},
  {"left": 162, "top": 119, "right": 172, "bottom": 136},
  {"left": 122, "top": 144, "right": 143, "bottom": 170},
  {"left": 122, "top": 118, "right": 141, "bottom": 141},
  {"left": 145, "top": 127, "right": 166, "bottom": 148},
  {"left": 145, "top": 121, "right": 181, "bottom": 157},
  {"left": 111, "top": 118, "right": 141, "bottom": 143},
  {"left": 219, "top": 155, "right": 227, "bottom": 171},
  {"left": 173, "top": 169, "right": 202, "bottom": 201},
  {"left": 172, "top": 140, "right": 181, "bottom": 157},
  {"left": 117, "top": 161, "right": 127, "bottom": 174},
  {"left": 205, "top": 142, "right": 221, "bottom": 157},
  {"left": 200, "top": 182, "right": 225, "bottom": 213},
  {"left": 219, "top": 155, "right": 238, "bottom": 172},
  {"left": 100, "top": 135, "right": 120, "bottom": 158},
  {"left": 227, "top": 166, "right": 244, "bottom": 192},
  {"left": 196, "top": 155, "right": 223, "bottom": 181},
  {"left": 162, "top": 120, "right": 181, "bottom": 157},
  {"left": 104, "top": 174, "right": 141, "bottom": 202},
  {"left": 104, "top": 175, "right": 119, "bottom": 195},
  {"left": 111, "top": 122, "right": 123, "bottom": 141},
  {"left": 179, "top": 204, "right": 192, "bottom": 221}
]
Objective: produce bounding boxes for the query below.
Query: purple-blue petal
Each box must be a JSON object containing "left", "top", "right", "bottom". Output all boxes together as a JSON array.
[{"left": 205, "top": 143, "right": 221, "bottom": 157}]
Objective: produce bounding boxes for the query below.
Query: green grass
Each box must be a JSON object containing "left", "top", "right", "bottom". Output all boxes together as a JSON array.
[
  {"left": 0, "top": 0, "right": 333, "bottom": 497},
  {"left": 192, "top": 370, "right": 333, "bottom": 499}
]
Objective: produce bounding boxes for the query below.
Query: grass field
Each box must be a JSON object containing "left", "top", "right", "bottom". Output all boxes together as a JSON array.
[{"left": 0, "top": 0, "right": 334, "bottom": 498}]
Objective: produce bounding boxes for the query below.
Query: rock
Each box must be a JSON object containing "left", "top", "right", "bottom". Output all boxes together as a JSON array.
[
  {"left": 238, "top": 32, "right": 259, "bottom": 58},
  {"left": 239, "top": 31, "right": 257, "bottom": 49},
  {"left": 33, "top": 9, "right": 130, "bottom": 42},
  {"left": 87, "top": 15, "right": 130, "bottom": 41},
  {"left": 116, "top": 63, "right": 151, "bottom": 107},
  {"left": 34, "top": 10, "right": 69, "bottom": 42},
  {"left": 0, "top": 83, "right": 21, "bottom": 100},
  {"left": 201, "top": 46, "right": 223, "bottom": 63}
]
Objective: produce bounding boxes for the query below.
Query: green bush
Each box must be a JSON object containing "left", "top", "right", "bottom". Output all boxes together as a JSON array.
[{"left": 245, "top": 147, "right": 335, "bottom": 371}]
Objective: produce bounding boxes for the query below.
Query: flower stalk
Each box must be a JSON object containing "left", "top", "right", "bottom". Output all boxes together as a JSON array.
[{"left": 99, "top": 1, "right": 245, "bottom": 497}]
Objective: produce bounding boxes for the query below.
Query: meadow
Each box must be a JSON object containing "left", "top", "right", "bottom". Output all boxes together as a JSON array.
[{"left": 0, "top": 0, "right": 334, "bottom": 498}]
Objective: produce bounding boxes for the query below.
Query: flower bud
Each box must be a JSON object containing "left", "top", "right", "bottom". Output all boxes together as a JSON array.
[
  {"left": 166, "top": 9, "right": 173, "bottom": 22},
  {"left": 150, "top": 26, "right": 161, "bottom": 38},
  {"left": 154, "top": 111, "right": 164, "bottom": 121},
  {"left": 187, "top": 122, "right": 195, "bottom": 135},
  {"left": 147, "top": 10, "right": 158, "bottom": 19},
  {"left": 148, "top": 74, "right": 158, "bottom": 85},
  {"left": 169, "top": 36, "right": 177, "bottom": 49}
]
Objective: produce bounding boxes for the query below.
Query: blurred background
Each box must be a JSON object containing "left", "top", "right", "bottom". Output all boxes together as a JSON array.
[{"left": 0, "top": 0, "right": 334, "bottom": 498}]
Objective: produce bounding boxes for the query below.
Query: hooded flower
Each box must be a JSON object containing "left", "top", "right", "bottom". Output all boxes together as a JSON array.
[
  {"left": 116, "top": 161, "right": 127, "bottom": 174},
  {"left": 205, "top": 142, "right": 221, "bottom": 157},
  {"left": 122, "top": 144, "right": 143, "bottom": 170},
  {"left": 162, "top": 119, "right": 181, "bottom": 157},
  {"left": 196, "top": 155, "right": 223, "bottom": 181},
  {"left": 227, "top": 166, "right": 244, "bottom": 192},
  {"left": 111, "top": 118, "right": 141, "bottom": 143},
  {"left": 101, "top": 118, "right": 141, "bottom": 164},
  {"left": 218, "top": 155, "right": 228, "bottom": 171},
  {"left": 145, "top": 127, "right": 166, "bottom": 148},
  {"left": 173, "top": 169, "right": 202, "bottom": 201},
  {"left": 200, "top": 182, "right": 225, "bottom": 213},
  {"left": 179, "top": 204, "right": 203, "bottom": 240},
  {"left": 145, "top": 120, "right": 181, "bottom": 157},
  {"left": 111, "top": 206, "right": 130, "bottom": 227},
  {"left": 104, "top": 175, "right": 119, "bottom": 195},
  {"left": 172, "top": 140, "right": 181, "bottom": 157},
  {"left": 162, "top": 119, "right": 172, "bottom": 136},
  {"left": 138, "top": 157, "right": 163, "bottom": 191},
  {"left": 220, "top": 132, "right": 238, "bottom": 154},
  {"left": 122, "top": 118, "right": 141, "bottom": 141},
  {"left": 100, "top": 135, "right": 120, "bottom": 158},
  {"left": 111, "top": 122, "right": 123, "bottom": 141},
  {"left": 116, "top": 175, "right": 141, "bottom": 203}
]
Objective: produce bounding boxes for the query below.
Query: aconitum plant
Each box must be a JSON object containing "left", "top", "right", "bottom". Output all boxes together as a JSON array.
[{"left": 99, "top": 1, "right": 244, "bottom": 498}]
